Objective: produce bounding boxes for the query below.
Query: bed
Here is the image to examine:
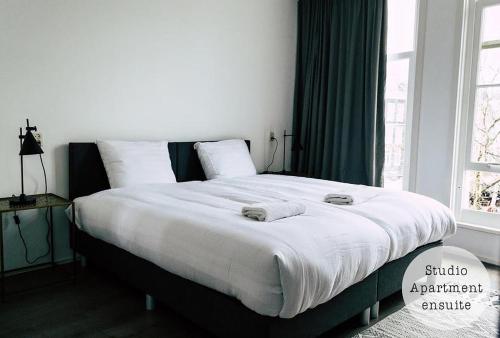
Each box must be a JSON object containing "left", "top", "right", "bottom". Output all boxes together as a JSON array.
[{"left": 68, "top": 141, "right": 455, "bottom": 338}]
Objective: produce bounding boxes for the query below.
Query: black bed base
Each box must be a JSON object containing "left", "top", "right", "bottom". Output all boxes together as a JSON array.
[
  {"left": 75, "top": 229, "right": 441, "bottom": 338},
  {"left": 68, "top": 142, "right": 443, "bottom": 337},
  {"left": 377, "top": 242, "right": 442, "bottom": 301}
]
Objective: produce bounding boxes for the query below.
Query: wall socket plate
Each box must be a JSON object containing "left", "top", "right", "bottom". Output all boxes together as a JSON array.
[
  {"left": 33, "top": 132, "right": 42, "bottom": 147},
  {"left": 270, "top": 130, "right": 275, "bottom": 141}
]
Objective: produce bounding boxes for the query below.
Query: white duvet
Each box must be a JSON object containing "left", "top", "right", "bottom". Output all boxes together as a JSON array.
[{"left": 71, "top": 174, "right": 455, "bottom": 318}]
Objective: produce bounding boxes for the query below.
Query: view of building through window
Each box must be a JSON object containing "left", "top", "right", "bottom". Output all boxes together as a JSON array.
[
  {"left": 383, "top": 0, "right": 416, "bottom": 190},
  {"left": 465, "top": 4, "right": 500, "bottom": 215}
]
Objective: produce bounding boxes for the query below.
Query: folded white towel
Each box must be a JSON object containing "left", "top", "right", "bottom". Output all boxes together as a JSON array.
[
  {"left": 324, "top": 189, "right": 380, "bottom": 205},
  {"left": 242, "top": 201, "right": 306, "bottom": 222},
  {"left": 324, "top": 194, "right": 354, "bottom": 205}
]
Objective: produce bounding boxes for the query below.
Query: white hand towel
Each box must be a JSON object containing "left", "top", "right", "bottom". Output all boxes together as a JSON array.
[
  {"left": 242, "top": 201, "right": 306, "bottom": 222},
  {"left": 324, "top": 194, "right": 354, "bottom": 205},
  {"left": 324, "top": 189, "right": 381, "bottom": 205}
]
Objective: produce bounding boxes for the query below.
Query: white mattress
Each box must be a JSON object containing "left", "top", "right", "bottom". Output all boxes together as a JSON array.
[{"left": 70, "top": 175, "right": 456, "bottom": 318}]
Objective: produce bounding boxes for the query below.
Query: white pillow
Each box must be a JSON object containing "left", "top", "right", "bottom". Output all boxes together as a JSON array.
[
  {"left": 194, "top": 139, "right": 257, "bottom": 180},
  {"left": 97, "top": 140, "right": 176, "bottom": 188}
]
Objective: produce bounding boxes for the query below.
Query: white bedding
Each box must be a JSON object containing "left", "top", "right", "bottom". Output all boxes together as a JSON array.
[
  {"left": 208, "top": 175, "right": 457, "bottom": 261},
  {"left": 70, "top": 174, "right": 455, "bottom": 318}
]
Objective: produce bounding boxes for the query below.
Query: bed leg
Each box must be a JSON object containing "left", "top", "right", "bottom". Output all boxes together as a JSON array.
[
  {"left": 370, "top": 301, "right": 379, "bottom": 319},
  {"left": 145, "top": 294, "right": 155, "bottom": 311},
  {"left": 80, "top": 256, "right": 87, "bottom": 268},
  {"left": 359, "top": 307, "right": 370, "bottom": 326}
]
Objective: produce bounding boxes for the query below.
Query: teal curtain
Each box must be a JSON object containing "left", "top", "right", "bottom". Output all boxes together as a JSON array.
[{"left": 292, "top": 0, "right": 387, "bottom": 186}]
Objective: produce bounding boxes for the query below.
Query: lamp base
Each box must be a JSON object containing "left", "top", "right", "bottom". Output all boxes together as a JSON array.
[{"left": 9, "top": 194, "right": 36, "bottom": 208}]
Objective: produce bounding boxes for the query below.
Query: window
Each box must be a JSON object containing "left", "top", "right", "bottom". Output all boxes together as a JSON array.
[
  {"left": 453, "top": 0, "right": 500, "bottom": 229},
  {"left": 383, "top": 0, "right": 419, "bottom": 190}
]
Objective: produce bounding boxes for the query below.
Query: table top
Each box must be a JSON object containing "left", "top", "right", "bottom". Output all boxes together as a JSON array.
[
  {"left": 261, "top": 170, "right": 308, "bottom": 177},
  {"left": 0, "top": 193, "right": 72, "bottom": 213}
]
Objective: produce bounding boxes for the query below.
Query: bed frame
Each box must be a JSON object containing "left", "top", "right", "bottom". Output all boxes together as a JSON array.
[{"left": 68, "top": 141, "right": 442, "bottom": 338}]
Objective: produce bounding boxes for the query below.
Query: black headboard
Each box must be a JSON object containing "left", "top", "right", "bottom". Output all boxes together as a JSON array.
[{"left": 68, "top": 140, "right": 250, "bottom": 200}]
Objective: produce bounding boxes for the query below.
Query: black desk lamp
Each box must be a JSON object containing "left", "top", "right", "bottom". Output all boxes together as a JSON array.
[
  {"left": 9, "top": 119, "right": 44, "bottom": 207},
  {"left": 282, "top": 129, "right": 303, "bottom": 173}
]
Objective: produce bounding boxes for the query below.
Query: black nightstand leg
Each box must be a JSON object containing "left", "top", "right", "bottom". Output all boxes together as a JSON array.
[
  {"left": 0, "top": 214, "right": 5, "bottom": 302},
  {"left": 0, "top": 213, "right": 5, "bottom": 303},
  {"left": 49, "top": 207, "right": 55, "bottom": 268},
  {"left": 72, "top": 203, "right": 77, "bottom": 281}
]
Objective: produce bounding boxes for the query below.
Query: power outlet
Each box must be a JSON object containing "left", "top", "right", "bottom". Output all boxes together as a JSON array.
[
  {"left": 33, "top": 132, "right": 42, "bottom": 147},
  {"left": 270, "top": 130, "right": 276, "bottom": 141}
]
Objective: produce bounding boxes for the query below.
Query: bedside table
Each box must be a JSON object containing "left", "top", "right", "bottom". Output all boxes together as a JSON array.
[
  {"left": 261, "top": 170, "right": 309, "bottom": 177},
  {"left": 0, "top": 193, "right": 76, "bottom": 302}
]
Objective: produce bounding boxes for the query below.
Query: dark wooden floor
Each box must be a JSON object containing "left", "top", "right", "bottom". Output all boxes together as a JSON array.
[{"left": 0, "top": 263, "right": 498, "bottom": 338}]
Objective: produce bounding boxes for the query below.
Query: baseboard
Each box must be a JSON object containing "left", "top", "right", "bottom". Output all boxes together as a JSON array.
[
  {"left": 458, "top": 222, "right": 500, "bottom": 235},
  {"left": 4, "top": 256, "right": 76, "bottom": 277},
  {"left": 478, "top": 256, "right": 500, "bottom": 267},
  {"left": 445, "top": 226, "right": 500, "bottom": 266}
]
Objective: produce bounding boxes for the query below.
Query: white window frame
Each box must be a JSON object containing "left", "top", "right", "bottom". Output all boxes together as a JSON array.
[
  {"left": 451, "top": 0, "right": 500, "bottom": 230},
  {"left": 385, "top": 0, "right": 426, "bottom": 192}
]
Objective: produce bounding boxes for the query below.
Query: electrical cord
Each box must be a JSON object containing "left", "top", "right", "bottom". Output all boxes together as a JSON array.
[
  {"left": 14, "top": 154, "right": 51, "bottom": 265},
  {"left": 266, "top": 137, "right": 279, "bottom": 172}
]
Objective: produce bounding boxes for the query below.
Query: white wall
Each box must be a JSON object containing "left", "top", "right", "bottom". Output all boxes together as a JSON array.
[
  {"left": 0, "top": 0, "right": 297, "bottom": 270},
  {"left": 414, "top": 0, "right": 462, "bottom": 205},
  {"left": 414, "top": 0, "right": 499, "bottom": 265}
]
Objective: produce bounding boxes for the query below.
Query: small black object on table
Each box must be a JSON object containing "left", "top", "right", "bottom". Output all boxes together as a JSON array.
[
  {"left": 261, "top": 170, "right": 308, "bottom": 177},
  {"left": 0, "top": 193, "right": 76, "bottom": 302}
]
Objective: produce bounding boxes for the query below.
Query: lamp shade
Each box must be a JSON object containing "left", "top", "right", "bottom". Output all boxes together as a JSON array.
[{"left": 19, "top": 130, "right": 43, "bottom": 155}]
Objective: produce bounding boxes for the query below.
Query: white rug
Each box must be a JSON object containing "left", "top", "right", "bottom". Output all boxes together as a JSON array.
[{"left": 355, "top": 291, "right": 499, "bottom": 338}]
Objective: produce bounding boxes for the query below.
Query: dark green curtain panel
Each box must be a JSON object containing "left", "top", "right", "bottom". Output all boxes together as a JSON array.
[{"left": 292, "top": 0, "right": 387, "bottom": 186}]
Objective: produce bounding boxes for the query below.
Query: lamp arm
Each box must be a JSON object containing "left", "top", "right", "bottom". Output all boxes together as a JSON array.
[
  {"left": 20, "top": 154, "right": 24, "bottom": 196},
  {"left": 18, "top": 127, "right": 24, "bottom": 197},
  {"left": 282, "top": 130, "right": 296, "bottom": 172},
  {"left": 26, "top": 118, "right": 37, "bottom": 132},
  {"left": 283, "top": 132, "right": 286, "bottom": 172}
]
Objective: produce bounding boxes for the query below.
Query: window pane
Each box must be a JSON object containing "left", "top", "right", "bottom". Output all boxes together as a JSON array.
[
  {"left": 384, "top": 58, "right": 410, "bottom": 190},
  {"left": 464, "top": 171, "right": 500, "bottom": 214},
  {"left": 470, "top": 87, "right": 500, "bottom": 164},
  {"left": 478, "top": 5, "right": 500, "bottom": 86},
  {"left": 478, "top": 47, "right": 500, "bottom": 85},
  {"left": 481, "top": 5, "right": 500, "bottom": 43},
  {"left": 387, "top": 0, "right": 417, "bottom": 54}
]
